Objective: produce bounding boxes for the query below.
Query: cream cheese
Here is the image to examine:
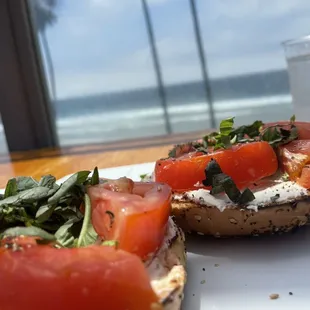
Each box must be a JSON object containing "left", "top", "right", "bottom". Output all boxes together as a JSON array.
[
  {"left": 173, "top": 181, "right": 309, "bottom": 212},
  {"left": 145, "top": 217, "right": 186, "bottom": 310}
]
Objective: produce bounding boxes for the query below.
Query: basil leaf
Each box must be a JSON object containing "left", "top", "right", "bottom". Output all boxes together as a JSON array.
[
  {"left": 0, "top": 186, "right": 56, "bottom": 207},
  {"left": 270, "top": 193, "right": 280, "bottom": 203},
  {"left": 168, "top": 143, "right": 198, "bottom": 158},
  {"left": 219, "top": 117, "right": 234, "bottom": 136},
  {"left": 285, "top": 125, "right": 298, "bottom": 144},
  {"left": 1, "top": 226, "right": 56, "bottom": 242},
  {"left": 48, "top": 171, "right": 90, "bottom": 205},
  {"left": 77, "top": 194, "right": 98, "bottom": 247},
  {"left": 55, "top": 218, "right": 82, "bottom": 248},
  {"left": 290, "top": 114, "right": 296, "bottom": 123},
  {"left": 15, "top": 177, "right": 38, "bottom": 191},
  {"left": 261, "top": 126, "right": 280, "bottom": 143},
  {"left": 203, "top": 118, "right": 236, "bottom": 150},
  {"left": 140, "top": 173, "right": 148, "bottom": 181},
  {"left": 4, "top": 179, "right": 18, "bottom": 198},
  {"left": 202, "top": 158, "right": 223, "bottom": 187},
  {"left": 221, "top": 135, "right": 232, "bottom": 149},
  {"left": 261, "top": 123, "right": 298, "bottom": 147},
  {"left": 0, "top": 206, "right": 33, "bottom": 227},
  {"left": 212, "top": 174, "right": 241, "bottom": 203},
  {"left": 203, "top": 158, "right": 255, "bottom": 205},
  {"left": 90, "top": 167, "right": 99, "bottom": 185},
  {"left": 238, "top": 188, "right": 256, "bottom": 205},
  {"left": 231, "top": 120, "right": 263, "bottom": 139},
  {"left": 54, "top": 206, "right": 82, "bottom": 221},
  {"left": 102, "top": 240, "right": 119, "bottom": 248},
  {"left": 35, "top": 204, "right": 57, "bottom": 223},
  {"left": 39, "top": 175, "right": 57, "bottom": 189}
]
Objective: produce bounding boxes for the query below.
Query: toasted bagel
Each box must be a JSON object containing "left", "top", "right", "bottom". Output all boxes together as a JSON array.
[
  {"left": 147, "top": 218, "right": 187, "bottom": 310},
  {"left": 171, "top": 180, "right": 310, "bottom": 237}
]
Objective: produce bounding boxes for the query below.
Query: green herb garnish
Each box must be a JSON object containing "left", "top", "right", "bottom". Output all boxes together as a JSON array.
[
  {"left": 270, "top": 193, "right": 280, "bottom": 203},
  {"left": 0, "top": 167, "right": 108, "bottom": 249},
  {"left": 1, "top": 226, "right": 56, "bottom": 244},
  {"left": 202, "top": 158, "right": 255, "bottom": 205},
  {"left": 90, "top": 167, "right": 99, "bottom": 186},
  {"left": 259, "top": 122, "right": 298, "bottom": 147},
  {"left": 202, "top": 118, "right": 236, "bottom": 150},
  {"left": 102, "top": 240, "right": 119, "bottom": 249},
  {"left": 202, "top": 115, "right": 298, "bottom": 151},
  {"left": 290, "top": 114, "right": 296, "bottom": 123},
  {"left": 140, "top": 173, "right": 150, "bottom": 182},
  {"left": 168, "top": 116, "right": 298, "bottom": 158},
  {"left": 77, "top": 194, "right": 98, "bottom": 247}
]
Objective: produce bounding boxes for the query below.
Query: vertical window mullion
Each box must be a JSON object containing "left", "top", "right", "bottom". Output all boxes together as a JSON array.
[
  {"left": 189, "top": 0, "right": 216, "bottom": 128},
  {"left": 141, "top": 0, "right": 172, "bottom": 134}
]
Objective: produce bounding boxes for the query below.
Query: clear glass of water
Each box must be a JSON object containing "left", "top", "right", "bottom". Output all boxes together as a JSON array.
[{"left": 283, "top": 35, "right": 310, "bottom": 121}]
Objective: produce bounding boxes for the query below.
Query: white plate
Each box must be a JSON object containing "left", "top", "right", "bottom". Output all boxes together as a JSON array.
[{"left": 10, "top": 163, "right": 310, "bottom": 309}]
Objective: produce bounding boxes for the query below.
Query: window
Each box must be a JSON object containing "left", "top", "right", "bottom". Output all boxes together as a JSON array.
[
  {"left": 2, "top": 0, "right": 310, "bottom": 152},
  {"left": 149, "top": 0, "right": 213, "bottom": 132},
  {"left": 30, "top": 0, "right": 167, "bottom": 147},
  {"left": 196, "top": 0, "right": 308, "bottom": 126}
]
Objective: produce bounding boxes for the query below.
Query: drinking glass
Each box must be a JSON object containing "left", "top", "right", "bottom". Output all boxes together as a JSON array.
[{"left": 283, "top": 35, "right": 310, "bottom": 121}]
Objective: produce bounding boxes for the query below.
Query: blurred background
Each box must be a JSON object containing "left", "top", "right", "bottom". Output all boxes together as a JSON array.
[{"left": 1, "top": 0, "right": 310, "bottom": 154}]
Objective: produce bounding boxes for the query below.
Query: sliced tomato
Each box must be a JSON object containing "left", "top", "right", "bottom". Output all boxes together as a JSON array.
[
  {"left": 278, "top": 139, "right": 310, "bottom": 188},
  {"left": 263, "top": 121, "right": 310, "bottom": 140},
  {"left": 155, "top": 141, "right": 278, "bottom": 192},
  {"left": 298, "top": 165, "right": 310, "bottom": 188},
  {"left": 0, "top": 237, "right": 160, "bottom": 310},
  {"left": 87, "top": 178, "right": 171, "bottom": 259}
]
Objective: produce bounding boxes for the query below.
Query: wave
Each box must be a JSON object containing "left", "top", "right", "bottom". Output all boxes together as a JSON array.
[{"left": 57, "top": 94, "right": 291, "bottom": 129}]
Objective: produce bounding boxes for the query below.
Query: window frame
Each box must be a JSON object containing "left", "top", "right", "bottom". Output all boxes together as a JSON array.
[
  {"left": 0, "top": 0, "right": 58, "bottom": 152},
  {"left": 0, "top": 0, "right": 215, "bottom": 154}
]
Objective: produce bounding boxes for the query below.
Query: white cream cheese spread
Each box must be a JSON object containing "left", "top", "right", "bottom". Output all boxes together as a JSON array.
[{"left": 173, "top": 181, "right": 308, "bottom": 212}]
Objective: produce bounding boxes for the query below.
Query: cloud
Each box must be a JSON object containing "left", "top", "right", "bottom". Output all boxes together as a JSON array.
[
  {"left": 55, "top": 69, "right": 157, "bottom": 99},
  {"left": 90, "top": 0, "right": 173, "bottom": 10},
  {"left": 43, "top": 0, "right": 310, "bottom": 99},
  {"left": 200, "top": 0, "right": 310, "bottom": 20}
]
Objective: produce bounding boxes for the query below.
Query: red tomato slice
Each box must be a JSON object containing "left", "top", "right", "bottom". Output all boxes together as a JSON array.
[
  {"left": 87, "top": 178, "right": 171, "bottom": 259},
  {"left": 263, "top": 121, "right": 310, "bottom": 140},
  {"left": 278, "top": 140, "right": 310, "bottom": 188},
  {"left": 155, "top": 141, "right": 278, "bottom": 192},
  {"left": 0, "top": 237, "right": 160, "bottom": 310},
  {"left": 298, "top": 165, "right": 310, "bottom": 188}
]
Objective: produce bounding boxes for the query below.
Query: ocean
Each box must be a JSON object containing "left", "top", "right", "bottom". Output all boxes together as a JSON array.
[{"left": 0, "top": 69, "right": 294, "bottom": 152}]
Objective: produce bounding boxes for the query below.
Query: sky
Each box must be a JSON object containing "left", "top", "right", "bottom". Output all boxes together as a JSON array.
[{"left": 37, "top": 0, "right": 310, "bottom": 99}]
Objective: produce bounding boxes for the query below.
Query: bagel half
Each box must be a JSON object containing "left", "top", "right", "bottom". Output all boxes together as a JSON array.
[
  {"left": 147, "top": 217, "right": 187, "bottom": 310},
  {"left": 171, "top": 180, "right": 310, "bottom": 237}
]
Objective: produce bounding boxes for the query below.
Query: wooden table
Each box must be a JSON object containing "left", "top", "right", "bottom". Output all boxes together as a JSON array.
[{"left": 0, "top": 130, "right": 207, "bottom": 188}]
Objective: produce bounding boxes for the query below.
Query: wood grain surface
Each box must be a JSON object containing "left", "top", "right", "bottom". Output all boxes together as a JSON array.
[
  {"left": 0, "top": 129, "right": 213, "bottom": 188},
  {"left": 0, "top": 144, "right": 172, "bottom": 188}
]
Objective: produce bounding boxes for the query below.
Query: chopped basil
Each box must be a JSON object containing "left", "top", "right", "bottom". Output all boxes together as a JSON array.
[
  {"left": 1, "top": 226, "right": 56, "bottom": 244},
  {"left": 260, "top": 124, "right": 298, "bottom": 147},
  {"left": 140, "top": 173, "right": 148, "bottom": 181},
  {"left": 202, "top": 159, "right": 255, "bottom": 205},
  {"left": 202, "top": 158, "right": 223, "bottom": 187},
  {"left": 290, "top": 114, "right": 296, "bottom": 123},
  {"left": 4, "top": 179, "right": 18, "bottom": 198},
  {"left": 168, "top": 142, "right": 207, "bottom": 158},
  {"left": 102, "top": 240, "right": 119, "bottom": 249},
  {"left": 76, "top": 194, "right": 98, "bottom": 247},
  {"left": 0, "top": 169, "right": 106, "bottom": 249},
  {"left": 270, "top": 193, "right": 280, "bottom": 203},
  {"left": 168, "top": 115, "right": 298, "bottom": 158},
  {"left": 201, "top": 115, "right": 298, "bottom": 152},
  {"left": 90, "top": 167, "right": 100, "bottom": 186}
]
